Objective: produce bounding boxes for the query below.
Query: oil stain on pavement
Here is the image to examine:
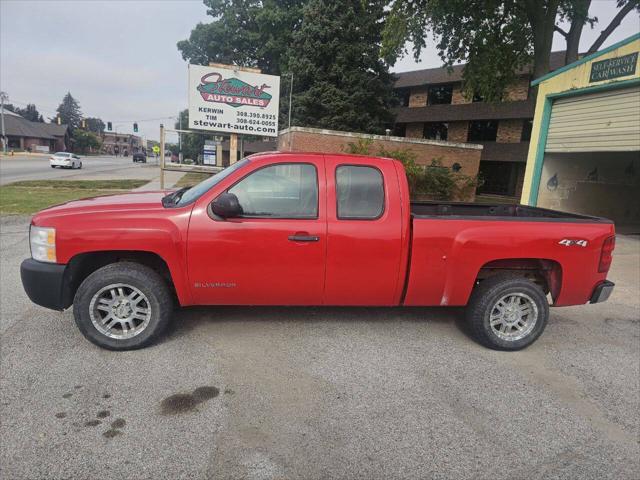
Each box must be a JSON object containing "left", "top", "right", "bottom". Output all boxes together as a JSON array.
[
  {"left": 55, "top": 388, "right": 128, "bottom": 439},
  {"left": 103, "top": 418, "right": 126, "bottom": 438},
  {"left": 160, "top": 386, "right": 220, "bottom": 415}
]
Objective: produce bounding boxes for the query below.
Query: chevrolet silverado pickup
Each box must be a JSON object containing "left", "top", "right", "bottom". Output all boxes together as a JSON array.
[{"left": 21, "top": 152, "right": 616, "bottom": 351}]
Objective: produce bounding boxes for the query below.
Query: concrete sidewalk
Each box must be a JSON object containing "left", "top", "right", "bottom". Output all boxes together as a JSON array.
[{"left": 134, "top": 170, "right": 185, "bottom": 191}]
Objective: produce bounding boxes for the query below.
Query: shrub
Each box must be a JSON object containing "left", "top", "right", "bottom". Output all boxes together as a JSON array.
[
  {"left": 344, "top": 140, "right": 479, "bottom": 200},
  {"left": 344, "top": 138, "right": 374, "bottom": 155}
]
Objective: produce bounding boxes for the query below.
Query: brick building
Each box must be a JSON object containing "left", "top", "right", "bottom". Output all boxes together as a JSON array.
[
  {"left": 393, "top": 52, "right": 567, "bottom": 199},
  {"left": 101, "top": 132, "right": 144, "bottom": 156},
  {"left": 2, "top": 110, "right": 70, "bottom": 152},
  {"left": 278, "top": 126, "right": 482, "bottom": 201}
]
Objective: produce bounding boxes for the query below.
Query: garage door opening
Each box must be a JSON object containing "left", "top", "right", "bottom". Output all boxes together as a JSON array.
[{"left": 537, "top": 151, "right": 640, "bottom": 225}]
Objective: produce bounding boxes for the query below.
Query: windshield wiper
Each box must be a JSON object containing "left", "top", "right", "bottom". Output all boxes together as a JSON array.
[{"left": 161, "top": 187, "right": 190, "bottom": 207}]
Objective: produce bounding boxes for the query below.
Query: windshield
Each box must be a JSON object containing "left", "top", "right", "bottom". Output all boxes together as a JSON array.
[{"left": 172, "top": 158, "right": 251, "bottom": 207}]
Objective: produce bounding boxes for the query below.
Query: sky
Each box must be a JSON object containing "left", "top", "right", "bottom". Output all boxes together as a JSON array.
[{"left": 1, "top": 0, "right": 639, "bottom": 141}]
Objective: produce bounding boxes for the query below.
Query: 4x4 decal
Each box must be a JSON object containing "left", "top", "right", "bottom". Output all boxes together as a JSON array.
[{"left": 559, "top": 239, "right": 588, "bottom": 247}]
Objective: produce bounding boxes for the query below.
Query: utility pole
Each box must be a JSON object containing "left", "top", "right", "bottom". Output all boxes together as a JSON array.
[
  {"left": 178, "top": 112, "right": 182, "bottom": 164},
  {"left": 0, "top": 91, "right": 8, "bottom": 155}
]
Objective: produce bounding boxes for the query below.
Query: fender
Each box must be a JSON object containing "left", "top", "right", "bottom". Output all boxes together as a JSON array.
[
  {"left": 32, "top": 204, "right": 194, "bottom": 306},
  {"left": 404, "top": 219, "right": 612, "bottom": 307}
]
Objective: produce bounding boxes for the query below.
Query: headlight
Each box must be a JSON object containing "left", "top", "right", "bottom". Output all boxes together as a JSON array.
[{"left": 30, "top": 226, "right": 56, "bottom": 263}]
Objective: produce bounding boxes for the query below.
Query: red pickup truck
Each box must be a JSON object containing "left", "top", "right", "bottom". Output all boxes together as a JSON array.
[{"left": 21, "top": 152, "right": 615, "bottom": 351}]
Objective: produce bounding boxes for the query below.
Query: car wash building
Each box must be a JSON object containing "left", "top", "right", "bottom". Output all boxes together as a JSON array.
[{"left": 521, "top": 33, "right": 640, "bottom": 226}]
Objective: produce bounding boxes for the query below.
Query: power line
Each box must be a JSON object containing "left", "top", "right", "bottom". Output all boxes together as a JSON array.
[{"left": 7, "top": 98, "right": 179, "bottom": 124}]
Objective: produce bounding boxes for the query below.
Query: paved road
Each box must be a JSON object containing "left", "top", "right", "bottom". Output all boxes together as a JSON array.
[
  {"left": 0, "top": 214, "right": 638, "bottom": 479},
  {"left": 0, "top": 154, "right": 161, "bottom": 185}
]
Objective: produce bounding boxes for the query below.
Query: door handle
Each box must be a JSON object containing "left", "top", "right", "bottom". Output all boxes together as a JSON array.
[{"left": 288, "top": 234, "right": 319, "bottom": 242}]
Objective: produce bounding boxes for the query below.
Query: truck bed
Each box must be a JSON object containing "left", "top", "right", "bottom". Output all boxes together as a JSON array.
[{"left": 410, "top": 201, "right": 613, "bottom": 223}]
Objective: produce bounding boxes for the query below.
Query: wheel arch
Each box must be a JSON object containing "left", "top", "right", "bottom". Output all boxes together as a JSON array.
[
  {"left": 62, "top": 250, "right": 181, "bottom": 309},
  {"left": 474, "top": 258, "right": 563, "bottom": 303}
]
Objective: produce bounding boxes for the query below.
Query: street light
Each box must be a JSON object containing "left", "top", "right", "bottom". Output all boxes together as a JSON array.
[{"left": 0, "top": 91, "right": 8, "bottom": 155}]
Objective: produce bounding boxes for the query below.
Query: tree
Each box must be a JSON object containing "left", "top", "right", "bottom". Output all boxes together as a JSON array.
[
  {"left": 54, "top": 92, "right": 83, "bottom": 129},
  {"left": 382, "top": 0, "right": 640, "bottom": 101},
  {"left": 285, "top": 0, "right": 396, "bottom": 133},
  {"left": 73, "top": 130, "right": 102, "bottom": 154},
  {"left": 15, "top": 104, "right": 43, "bottom": 122},
  {"left": 178, "top": 0, "right": 396, "bottom": 133},
  {"left": 177, "top": 0, "right": 305, "bottom": 76},
  {"left": 85, "top": 117, "right": 105, "bottom": 134}
]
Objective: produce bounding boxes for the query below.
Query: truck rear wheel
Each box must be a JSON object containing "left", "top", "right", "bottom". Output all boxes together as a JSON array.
[
  {"left": 73, "top": 262, "right": 172, "bottom": 350},
  {"left": 466, "top": 275, "right": 549, "bottom": 351}
]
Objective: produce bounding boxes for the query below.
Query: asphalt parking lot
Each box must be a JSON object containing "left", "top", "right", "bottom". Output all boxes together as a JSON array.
[{"left": 1, "top": 214, "right": 638, "bottom": 480}]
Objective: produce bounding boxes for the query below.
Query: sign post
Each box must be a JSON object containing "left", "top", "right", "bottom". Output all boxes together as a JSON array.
[{"left": 159, "top": 124, "right": 165, "bottom": 189}]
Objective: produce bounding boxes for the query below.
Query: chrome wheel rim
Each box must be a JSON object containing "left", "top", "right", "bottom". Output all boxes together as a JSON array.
[
  {"left": 489, "top": 293, "right": 538, "bottom": 341},
  {"left": 89, "top": 283, "right": 152, "bottom": 339}
]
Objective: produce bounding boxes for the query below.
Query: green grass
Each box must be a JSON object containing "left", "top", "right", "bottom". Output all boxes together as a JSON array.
[
  {"left": 0, "top": 179, "right": 148, "bottom": 215},
  {"left": 174, "top": 172, "right": 212, "bottom": 188}
]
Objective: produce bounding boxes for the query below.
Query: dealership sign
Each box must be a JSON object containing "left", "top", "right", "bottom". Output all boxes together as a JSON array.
[{"left": 188, "top": 64, "right": 280, "bottom": 137}]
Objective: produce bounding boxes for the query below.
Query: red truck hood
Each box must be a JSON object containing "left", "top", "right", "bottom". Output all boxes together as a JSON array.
[{"left": 32, "top": 190, "right": 170, "bottom": 222}]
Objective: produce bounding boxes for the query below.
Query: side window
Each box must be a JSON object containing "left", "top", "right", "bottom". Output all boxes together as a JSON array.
[
  {"left": 228, "top": 163, "right": 318, "bottom": 218},
  {"left": 336, "top": 165, "right": 384, "bottom": 220}
]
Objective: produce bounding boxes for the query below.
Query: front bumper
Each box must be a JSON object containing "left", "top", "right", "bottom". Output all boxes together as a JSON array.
[
  {"left": 590, "top": 280, "right": 615, "bottom": 304},
  {"left": 20, "top": 258, "right": 67, "bottom": 311}
]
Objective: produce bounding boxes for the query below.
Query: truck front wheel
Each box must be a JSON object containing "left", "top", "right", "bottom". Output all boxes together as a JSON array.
[
  {"left": 73, "top": 262, "right": 173, "bottom": 350},
  {"left": 466, "top": 275, "right": 549, "bottom": 351}
]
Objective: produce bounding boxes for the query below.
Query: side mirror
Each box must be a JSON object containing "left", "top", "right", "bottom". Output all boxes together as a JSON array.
[{"left": 211, "top": 192, "right": 243, "bottom": 219}]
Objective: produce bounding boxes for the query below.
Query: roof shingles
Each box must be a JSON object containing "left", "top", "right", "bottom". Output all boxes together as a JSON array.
[
  {"left": 2, "top": 112, "right": 68, "bottom": 139},
  {"left": 394, "top": 51, "right": 568, "bottom": 88}
]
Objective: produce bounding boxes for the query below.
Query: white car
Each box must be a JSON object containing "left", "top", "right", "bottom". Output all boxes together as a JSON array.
[{"left": 50, "top": 152, "right": 82, "bottom": 169}]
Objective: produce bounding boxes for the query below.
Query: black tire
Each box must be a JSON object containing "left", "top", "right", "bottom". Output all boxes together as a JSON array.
[
  {"left": 73, "top": 262, "right": 173, "bottom": 350},
  {"left": 466, "top": 275, "right": 549, "bottom": 351}
]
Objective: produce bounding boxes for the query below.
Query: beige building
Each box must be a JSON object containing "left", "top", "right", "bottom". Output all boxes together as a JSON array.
[
  {"left": 101, "top": 132, "right": 144, "bottom": 155},
  {"left": 521, "top": 34, "right": 639, "bottom": 226}
]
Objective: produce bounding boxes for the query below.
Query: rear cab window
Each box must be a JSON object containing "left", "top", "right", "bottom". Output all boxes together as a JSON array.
[{"left": 335, "top": 165, "right": 384, "bottom": 219}]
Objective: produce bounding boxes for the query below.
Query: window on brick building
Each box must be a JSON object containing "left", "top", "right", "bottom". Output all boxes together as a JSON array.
[
  {"left": 427, "top": 84, "right": 453, "bottom": 105},
  {"left": 521, "top": 120, "right": 533, "bottom": 141},
  {"left": 393, "top": 123, "right": 407, "bottom": 137},
  {"left": 396, "top": 88, "right": 411, "bottom": 107},
  {"left": 468, "top": 120, "right": 499, "bottom": 142},
  {"left": 473, "top": 89, "right": 504, "bottom": 102},
  {"left": 423, "top": 122, "right": 448, "bottom": 141}
]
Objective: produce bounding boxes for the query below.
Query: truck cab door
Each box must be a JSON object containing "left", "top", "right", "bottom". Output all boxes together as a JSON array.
[
  {"left": 187, "top": 155, "right": 326, "bottom": 305},
  {"left": 323, "top": 155, "right": 405, "bottom": 305}
]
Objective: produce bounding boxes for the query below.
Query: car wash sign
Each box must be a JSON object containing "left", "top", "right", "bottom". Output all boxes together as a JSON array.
[
  {"left": 589, "top": 52, "right": 638, "bottom": 83},
  {"left": 188, "top": 64, "right": 280, "bottom": 137}
]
